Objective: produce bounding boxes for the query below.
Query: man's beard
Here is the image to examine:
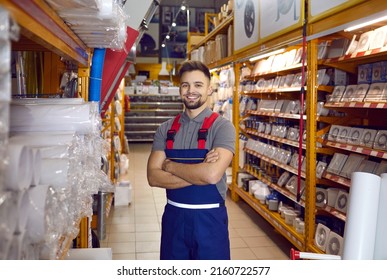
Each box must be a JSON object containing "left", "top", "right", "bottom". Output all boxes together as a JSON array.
[{"left": 182, "top": 95, "right": 206, "bottom": 109}]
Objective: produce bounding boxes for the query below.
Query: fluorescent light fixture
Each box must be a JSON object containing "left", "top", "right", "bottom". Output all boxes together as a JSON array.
[
  {"left": 344, "top": 15, "right": 387, "bottom": 32},
  {"left": 249, "top": 48, "right": 286, "bottom": 62}
]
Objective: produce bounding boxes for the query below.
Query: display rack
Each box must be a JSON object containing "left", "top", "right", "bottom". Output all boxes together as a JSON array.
[
  {"left": 1, "top": 0, "right": 95, "bottom": 257},
  {"left": 1, "top": 0, "right": 90, "bottom": 66},
  {"left": 188, "top": 0, "right": 387, "bottom": 256},
  {"left": 304, "top": 0, "right": 387, "bottom": 253},
  {"left": 124, "top": 94, "right": 183, "bottom": 142},
  {"left": 188, "top": 12, "right": 234, "bottom": 69}
]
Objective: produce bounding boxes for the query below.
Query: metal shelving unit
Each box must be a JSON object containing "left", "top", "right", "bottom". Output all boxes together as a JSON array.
[
  {"left": 188, "top": 0, "right": 387, "bottom": 256},
  {"left": 125, "top": 94, "right": 183, "bottom": 142},
  {"left": 1, "top": 0, "right": 92, "bottom": 256}
]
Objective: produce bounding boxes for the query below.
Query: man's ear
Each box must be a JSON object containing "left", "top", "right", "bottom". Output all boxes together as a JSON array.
[{"left": 208, "top": 85, "right": 213, "bottom": 96}]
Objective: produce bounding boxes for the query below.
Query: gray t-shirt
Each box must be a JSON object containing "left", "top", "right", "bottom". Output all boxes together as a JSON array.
[{"left": 152, "top": 107, "right": 236, "bottom": 200}]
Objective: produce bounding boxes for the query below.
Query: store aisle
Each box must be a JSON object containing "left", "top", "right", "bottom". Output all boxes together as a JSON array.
[{"left": 101, "top": 143, "right": 293, "bottom": 260}]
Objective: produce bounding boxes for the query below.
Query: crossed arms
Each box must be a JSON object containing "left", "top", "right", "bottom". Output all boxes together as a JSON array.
[{"left": 147, "top": 148, "right": 233, "bottom": 189}]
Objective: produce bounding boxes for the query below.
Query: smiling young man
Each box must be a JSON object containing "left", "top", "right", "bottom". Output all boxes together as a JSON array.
[{"left": 147, "top": 60, "right": 236, "bottom": 260}]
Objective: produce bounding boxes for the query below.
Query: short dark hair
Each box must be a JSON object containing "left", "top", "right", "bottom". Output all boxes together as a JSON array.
[{"left": 178, "top": 60, "right": 211, "bottom": 81}]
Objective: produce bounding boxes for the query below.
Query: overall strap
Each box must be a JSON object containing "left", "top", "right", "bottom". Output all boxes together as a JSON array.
[
  {"left": 166, "top": 114, "right": 181, "bottom": 149},
  {"left": 198, "top": 112, "right": 219, "bottom": 149}
]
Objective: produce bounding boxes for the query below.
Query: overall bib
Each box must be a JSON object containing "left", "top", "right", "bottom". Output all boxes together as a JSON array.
[{"left": 160, "top": 113, "right": 230, "bottom": 260}]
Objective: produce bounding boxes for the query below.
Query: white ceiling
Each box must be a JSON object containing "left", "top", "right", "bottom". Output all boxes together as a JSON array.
[{"left": 123, "top": 0, "right": 154, "bottom": 29}]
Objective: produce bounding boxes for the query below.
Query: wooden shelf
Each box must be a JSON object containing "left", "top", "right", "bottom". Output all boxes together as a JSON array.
[
  {"left": 325, "top": 101, "right": 387, "bottom": 110},
  {"left": 246, "top": 110, "right": 307, "bottom": 120},
  {"left": 318, "top": 205, "right": 347, "bottom": 222},
  {"left": 234, "top": 186, "right": 304, "bottom": 251},
  {"left": 231, "top": 0, "right": 387, "bottom": 258},
  {"left": 323, "top": 172, "right": 351, "bottom": 188},
  {"left": 242, "top": 86, "right": 334, "bottom": 94},
  {"left": 189, "top": 14, "right": 233, "bottom": 52},
  {"left": 244, "top": 128, "right": 307, "bottom": 150},
  {"left": 245, "top": 148, "right": 306, "bottom": 178},
  {"left": 3, "top": 0, "right": 90, "bottom": 66},
  {"left": 245, "top": 164, "right": 306, "bottom": 208},
  {"left": 324, "top": 140, "right": 387, "bottom": 160},
  {"left": 321, "top": 46, "right": 387, "bottom": 65}
]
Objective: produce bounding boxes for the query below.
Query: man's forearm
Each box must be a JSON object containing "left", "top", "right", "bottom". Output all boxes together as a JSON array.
[
  {"left": 162, "top": 160, "right": 218, "bottom": 185},
  {"left": 147, "top": 168, "right": 191, "bottom": 189}
]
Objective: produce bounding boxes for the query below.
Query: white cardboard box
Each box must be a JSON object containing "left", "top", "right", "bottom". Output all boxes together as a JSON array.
[{"left": 114, "top": 181, "right": 132, "bottom": 206}]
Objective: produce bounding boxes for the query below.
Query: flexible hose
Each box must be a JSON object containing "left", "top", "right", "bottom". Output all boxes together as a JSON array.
[{"left": 89, "top": 48, "right": 106, "bottom": 103}]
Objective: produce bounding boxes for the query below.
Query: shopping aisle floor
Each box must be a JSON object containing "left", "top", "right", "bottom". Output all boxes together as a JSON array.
[{"left": 101, "top": 143, "right": 293, "bottom": 260}]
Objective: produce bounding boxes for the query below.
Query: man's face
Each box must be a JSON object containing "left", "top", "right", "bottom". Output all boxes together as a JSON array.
[{"left": 179, "top": 70, "right": 211, "bottom": 110}]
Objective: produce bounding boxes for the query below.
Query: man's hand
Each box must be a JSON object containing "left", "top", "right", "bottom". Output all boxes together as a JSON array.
[
  {"left": 204, "top": 149, "right": 219, "bottom": 163},
  {"left": 162, "top": 158, "right": 172, "bottom": 172}
]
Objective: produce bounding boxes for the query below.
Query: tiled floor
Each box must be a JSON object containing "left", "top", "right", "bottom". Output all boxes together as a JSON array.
[{"left": 101, "top": 143, "right": 293, "bottom": 260}]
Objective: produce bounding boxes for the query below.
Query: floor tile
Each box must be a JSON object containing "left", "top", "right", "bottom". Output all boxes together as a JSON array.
[
  {"left": 229, "top": 237, "right": 248, "bottom": 248},
  {"left": 135, "top": 232, "right": 161, "bottom": 242},
  {"left": 231, "top": 248, "right": 258, "bottom": 260},
  {"left": 108, "top": 224, "right": 135, "bottom": 233},
  {"left": 109, "top": 242, "right": 135, "bottom": 254},
  {"left": 136, "top": 252, "right": 160, "bottom": 260},
  {"left": 135, "top": 241, "right": 160, "bottom": 253},
  {"left": 108, "top": 232, "right": 135, "bottom": 243},
  {"left": 113, "top": 253, "right": 136, "bottom": 260}
]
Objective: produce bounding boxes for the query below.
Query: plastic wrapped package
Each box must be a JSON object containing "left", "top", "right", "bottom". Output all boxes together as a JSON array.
[
  {"left": 0, "top": 101, "right": 9, "bottom": 145},
  {"left": 0, "top": 191, "right": 15, "bottom": 259},
  {"left": 0, "top": 149, "right": 4, "bottom": 193},
  {"left": 10, "top": 130, "right": 108, "bottom": 246},
  {"left": 45, "top": 0, "right": 101, "bottom": 11},
  {"left": 10, "top": 131, "right": 79, "bottom": 185},
  {"left": 0, "top": 72, "right": 11, "bottom": 102},
  {"left": 0, "top": 41, "right": 10, "bottom": 76},
  {"left": 10, "top": 102, "right": 99, "bottom": 134},
  {"left": 54, "top": 1, "right": 128, "bottom": 49},
  {"left": 9, "top": 190, "right": 30, "bottom": 234},
  {"left": 36, "top": 186, "right": 69, "bottom": 259},
  {"left": 4, "top": 143, "right": 34, "bottom": 191},
  {"left": 38, "top": 145, "right": 70, "bottom": 159},
  {"left": 7, "top": 100, "right": 110, "bottom": 259},
  {"left": 12, "top": 97, "right": 85, "bottom": 105},
  {"left": 39, "top": 158, "right": 70, "bottom": 192},
  {"left": 0, "top": 7, "right": 10, "bottom": 41}
]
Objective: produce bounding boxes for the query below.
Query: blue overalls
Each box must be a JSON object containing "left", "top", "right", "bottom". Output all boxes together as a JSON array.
[{"left": 160, "top": 112, "right": 230, "bottom": 260}]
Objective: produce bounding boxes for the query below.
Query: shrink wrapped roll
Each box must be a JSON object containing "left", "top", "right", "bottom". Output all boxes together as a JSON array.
[{"left": 343, "top": 172, "right": 381, "bottom": 259}]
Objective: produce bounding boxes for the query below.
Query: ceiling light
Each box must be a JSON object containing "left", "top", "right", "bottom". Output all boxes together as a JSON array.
[
  {"left": 344, "top": 14, "right": 387, "bottom": 32},
  {"left": 249, "top": 48, "right": 286, "bottom": 62},
  {"left": 181, "top": 0, "right": 187, "bottom": 11}
]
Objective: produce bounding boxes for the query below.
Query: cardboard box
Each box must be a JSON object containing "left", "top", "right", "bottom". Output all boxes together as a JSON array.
[
  {"left": 372, "top": 61, "right": 387, "bottom": 82},
  {"left": 114, "top": 181, "right": 132, "bottom": 206},
  {"left": 189, "top": 35, "right": 205, "bottom": 48},
  {"left": 358, "top": 63, "right": 373, "bottom": 84}
]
